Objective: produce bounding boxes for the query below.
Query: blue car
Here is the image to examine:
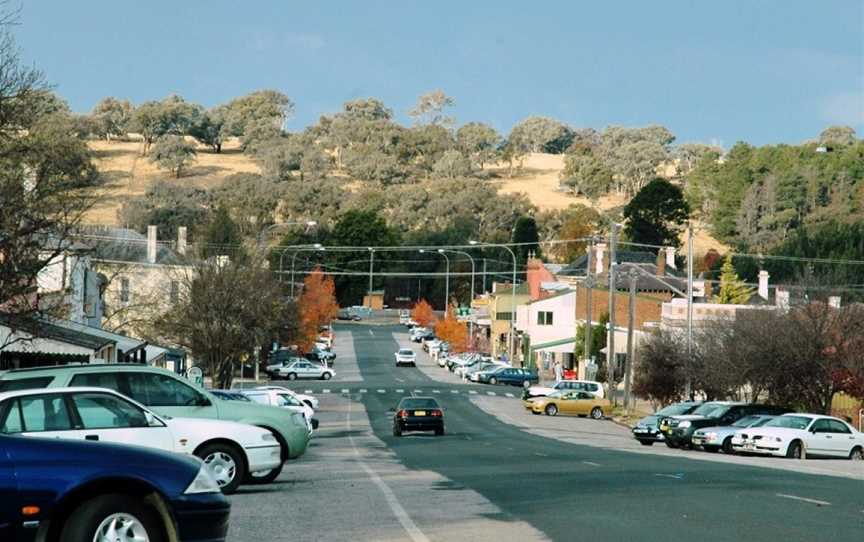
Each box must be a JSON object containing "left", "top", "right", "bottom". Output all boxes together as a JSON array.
[
  {"left": 0, "top": 434, "right": 230, "bottom": 542},
  {"left": 478, "top": 367, "right": 539, "bottom": 387}
]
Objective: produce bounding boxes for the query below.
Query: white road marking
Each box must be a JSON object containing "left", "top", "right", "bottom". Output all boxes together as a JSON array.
[
  {"left": 341, "top": 389, "right": 350, "bottom": 393},
  {"left": 322, "top": 389, "right": 331, "bottom": 394},
  {"left": 505, "top": 393, "right": 515, "bottom": 398},
  {"left": 346, "top": 397, "right": 430, "bottom": 542},
  {"left": 451, "top": 390, "right": 459, "bottom": 394},
  {"left": 582, "top": 461, "right": 602, "bottom": 467},
  {"left": 414, "top": 389, "right": 422, "bottom": 394},
  {"left": 304, "top": 390, "right": 313, "bottom": 394},
  {"left": 486, "top": 392, "right": 496, "bottom": 396},
  {"left": 360, "top": 389, "right": 368, "bottom": 393},
  {"left": 396, "top": 389, "right": 404, "bottom": 393},
  {"left": 654, "top": 473, "right": 683, "bottom": 479},
  {"left": 469, "top": 390, "right": 478, "bottom": 395},
  {"left": 776, "top": 494, "right": 832, "bottom": 506},
  {"left": 432, "top": 390, "right": 440, "bottom": 394},
  {"left": 369, "top": 329, "right": 374, "bottom": 336},
  {"left": 378, "top": 389, "right": 386, "bottom": 393},
  {"left": 534, "top": 452, "right": 549, "bottom": 457},
  {"left": 395, "top": 377, "right": 405, "bottom": 383}
]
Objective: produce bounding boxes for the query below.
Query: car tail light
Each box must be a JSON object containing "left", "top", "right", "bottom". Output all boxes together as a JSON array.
[
  {"left": 397, "top": 409, "right": 408, "bottom": 418},
  {"left": 430, "top": 410, "right": 442, "bottom": 417}
]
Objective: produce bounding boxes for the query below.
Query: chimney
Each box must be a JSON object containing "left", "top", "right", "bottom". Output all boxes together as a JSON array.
[
  {"left": 776, "top": 288, "right": 790, "bottom": 310},
  {"left": 147, "top": 225, "right": 157, "bottom": 264},
  {"left": 828, "top": 296, "right": 841, "bottom": 309},
  {"left": 595, "top": 243, "right": 607, "bottom": 276},
  {"left": 665, "top": 247, "right": 676, "bottom": 269},
  {"left": 656, "top": 251, "right": 666, "bottom": 277},
  {"left": 758, "top": 270, "right": 770, "bottom": 300},
  {"left": 177, "top": 227, "right": 187, "bottom": 256}
]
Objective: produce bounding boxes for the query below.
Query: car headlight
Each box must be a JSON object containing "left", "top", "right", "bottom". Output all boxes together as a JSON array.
[
  {"left": 184, "top": 464, "right": 221, "bottom": 494},
  {"left": 704, "top": 432, "right": 718, "bottom": 441},
  {"left": 678, "top": 421, "right": 691, "bottom": 428},
  {"left": 262, "top": 432, "right": 277, "bottom": 442}
]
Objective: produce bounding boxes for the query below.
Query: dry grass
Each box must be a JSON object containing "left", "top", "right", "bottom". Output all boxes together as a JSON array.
[{"left": 87, "top": 138, "right": 260, "bottom": 224}]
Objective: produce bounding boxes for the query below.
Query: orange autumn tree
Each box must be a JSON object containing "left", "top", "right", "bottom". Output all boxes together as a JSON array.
[
  {"left": 435, "top": 303, "right": 468, "bottom": 352},
  {"left": 297, "top": 266, "right": 339, "bottom": 351},
  {"left": 411, "top": 299, "right": 437, "bottom": 327}
]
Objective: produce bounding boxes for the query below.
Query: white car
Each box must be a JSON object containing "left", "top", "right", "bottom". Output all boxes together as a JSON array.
[
  {"left": 276, "top": 360, "right": 335, "bottom": 380},
  {"left": 395, "top": 348, "right": 416, "bottom": 367},
  {"left": 254, "top": 385, "right": 319, "bottom": 410},
  {"left": 242, "top": 389, "right": 316, "bottom": 433},
  {"left": 731, "top": 413, "right": 864, "bottom": 459},
  {"left": 0, "top": 387, "right": 282, "bottom": 494},
  {"left": 525, "top": 380, "right": 605, "bottom": 399}
]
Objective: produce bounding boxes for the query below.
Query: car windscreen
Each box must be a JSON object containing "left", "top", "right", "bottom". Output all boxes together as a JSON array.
[
  {"left": 691, "top": 403, "right": 728, "bottom": 417},
  {"left": 657, "top": 403, "right": 696, "bottom": 416},
  {"left": 731, "top": 415, "right": 762, "bottom": 428},
  {"left": 399, "top": 398, "right": 439, "bottom": 410},
  {"left": 764, "top": 416, "right": 813, "bottom": 430},
  {"left": 398, "top": 349, "right": 413, "bottom": 355}
]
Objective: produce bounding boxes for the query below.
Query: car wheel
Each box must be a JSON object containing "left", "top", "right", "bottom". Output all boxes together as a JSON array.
[
  {"left": 849, "top": 446, "right": 863, "bottom": 461},
  {"left": 703, "top": 445, "right": 719, "bottom": 453},
  {"left": 638, "top": 440, "right": 653, "bottom": 446},
  {"left": 287, "top": 373, "right": 297, "bottom": 381},
  {"left": 786, "top": 440, "right": 804, "bottom": 459},
  {"left": 545, "top": 404, "right": 558, "bottom": 416},
  {"left": 59, "top": 494, "right": 166, "bottom": 542},
  {"left": 489, "top": 377, "right": 498, "bottom": 385},
  {"left": 245, "top": 462, "right": 283, "bottom": 484},
  {"left": 590, "top": 407, "right": 603, "bottom": 420},
  {"left": 435, "top": 427, "right": 444, "bottom": 436},
  {"left": 722, "top": 437, "right": 734, "bottom": 454},
  {"left": 196, "top": 442, "right": 246, "bottom": 495},
  {"left": 322, "top": 372, "right": 332, "bottom": 380},
  {"left": 522, "top": 380, "right": 531, "bottom": 388},
  {"left": 664, "top": 440, "right": 679, "bottom": 449}
]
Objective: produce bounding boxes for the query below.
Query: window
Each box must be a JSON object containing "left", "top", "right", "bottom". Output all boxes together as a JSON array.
[
  {"left": 244, "top": 393, "right": 269, "bottom": 406},
  {"left": 120, "top": 277, "right": 130, "bottom": 303},
  {"left": 826, "top": 420, "right": 851, "bottom": 434},
  {"left": 70, "top": 372, "right": 124, "bottom": 394},
  {"left": 495, "top": 312, "right": 513, "bottom": 321},
  {"left": 0, "top": 377, "right": 54, "bottom": 392},
  {"left": 537, "top": 311, "right": 554, "bottom": 326},
  {"left": 72, "top": 392, "right": 149, "bottom": 429},
  {"left": 126, "top": 372, "right": 206, "bottom": 407},
  {"left": 276, "top": 393, "right": 302, "bottom": 407},
  {"left": 0, "top": 400, "right": 23, "bottom": 433},
  {"left": 811, "top": 419, "right": 832, "bottom": 433},
  {"left": 169, "top": 280, "right": 180, "bottom": 304},
  {"left": 18, "top": 395, "right": 73, "bottom": 432}
]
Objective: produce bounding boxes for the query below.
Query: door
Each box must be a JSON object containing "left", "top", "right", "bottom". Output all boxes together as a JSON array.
[
  {"left": 574, "top": 392, "right": 594, "bottom": 415},
  {"left": 807, "top": 419, "right": 833, "bottom": 455},
  {"left": 124, "top": 372, "right": 218, "bottom": 420},
  {"left": 825, "top": 420, "right": 856, "bottom": 456},
  {"left": 67, "top": 392, "right": 175, "bottom": 451},
  {"left": 559, "top": 393, "right": 583, "bottom": 415},
  {"left": 0, "top": 443, "right": 14, "bottom": 541}
]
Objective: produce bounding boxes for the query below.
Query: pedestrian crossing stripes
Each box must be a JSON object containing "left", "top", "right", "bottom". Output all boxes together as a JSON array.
[{"left": 286, "top": 387, "right": 521, "bottom": 398}]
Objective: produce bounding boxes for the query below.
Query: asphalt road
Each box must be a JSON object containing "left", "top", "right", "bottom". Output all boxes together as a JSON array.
[{"left": 227, "top": 324, "right": 864, "bottom": 541}]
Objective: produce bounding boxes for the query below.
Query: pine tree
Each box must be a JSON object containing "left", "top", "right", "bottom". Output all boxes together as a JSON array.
[{"left": 713, "top": 255, "right": 753, "bottom": 304}]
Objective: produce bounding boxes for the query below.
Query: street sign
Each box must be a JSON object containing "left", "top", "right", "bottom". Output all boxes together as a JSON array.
[{"left": 186, "top": 366, "right": 204, "bottom": 387}]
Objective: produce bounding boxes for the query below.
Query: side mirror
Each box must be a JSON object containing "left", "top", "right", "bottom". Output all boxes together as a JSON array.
[{"left": 144, "top": 411, "right": 161, "bottom": 427}]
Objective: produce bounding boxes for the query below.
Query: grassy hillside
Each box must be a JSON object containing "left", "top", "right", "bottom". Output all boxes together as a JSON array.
[{"left": 86, "top": 141, "right": 725, "bottom": 254}]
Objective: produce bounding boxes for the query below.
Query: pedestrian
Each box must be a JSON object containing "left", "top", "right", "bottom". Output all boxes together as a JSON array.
[{"left": 554, "top": 360, "right": 563, "bottom": 383}]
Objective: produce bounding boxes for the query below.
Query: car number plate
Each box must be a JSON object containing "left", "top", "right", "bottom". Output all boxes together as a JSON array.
[
  {"left": 414, "top": 411, "right": 426, "bottom": 416},
  {"left": 744, "top": 442, "right": 755, "bottom": 450},
  {"left": 633, "top": 428, "right": 647, "bottom": 433}
]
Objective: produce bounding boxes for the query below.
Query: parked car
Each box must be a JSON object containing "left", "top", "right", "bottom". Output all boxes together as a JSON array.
[
  {"left": 466, "top": 362, "right": 507, "bottom": 381},
  {"left": 523, "top": 379, "right": 604, "bottom": 400},
  {"left": 0, "top": 364, "right": 310, "bottom": 484},
  {"left": 422, "top": 338, "right": 440, "bottom": 353},
  {"left": 659, "top": 402, "right": 791, "bottom": 449},
  {"left": 0, "top": 433, "right": 230, "bottom": 542},
  {"left": 254, "top": 385, "right": 319, "bottom": 410},
  {"left": 410, "top": 327, "right": 429, "bottom": 342},
  {"left": 399, "top": 311, "right": 410, "bottom": 325},
  {"left": 524, "top": 390, "right": 611, "bottom": 419},
  {"left": 731, "top": 413, "right": 864, "bottom": 459},
  {"left": 266, "top": 356, "right": 307, "bottom": 376},
  {"left": 691, "top": 414, "right": 777, "bottom": 453},
  {"left": 476, "top": 366, "right": 538, "bottom": 387},
  {"left": 275, "top": 360, "right": 335, "bottom": 380},
  {"left": 0, "top": 387, "right": 281, "bottom": 494},
  {"left": 392, "top": 396, "right": 445, "bottom": 437},
  {"left": 210, "top": 389, "right": 253, "bottom": 402},
  {"left": 241, "top": 389, "right": 317, "bottom": 432},
  {"left": 395, "top": 348, "right": 417, "bottom": 367},
  {"left": 631, "top": 401, "right": 702, "bottom": 446}
]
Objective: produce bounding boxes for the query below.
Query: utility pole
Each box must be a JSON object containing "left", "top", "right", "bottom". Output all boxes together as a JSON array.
[
  {"left": 584, "top": 238, "right": 594, "bottom": 374},
  {"left": 685, "top": 225, "right": 694, "bottom": 399},
  {"left": 606, "top": 224, "right": 619, "bottom": 405},
  {"left": 367, "top": 248, "right": 374, "bottom": 307},
  {"left": 624, "top": 271, "right": 637, "bottom": 411}
]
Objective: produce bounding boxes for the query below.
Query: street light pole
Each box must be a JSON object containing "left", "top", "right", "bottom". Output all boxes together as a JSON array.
[
  {"left": 438, "top": 249, "right": 450, "bottom": 307},
  {"left": 606, "top": 223, "right": 619, "bottom": 404},
  {"left": 437, "top": 249, "right": 475, "bottom": 306},
  {"left": 259, "top": 220, "right": 317, "bottom": 249},
  {"left": 367, "top": 248, "right": 375, "bottom": 307},
  {"left": 685, "top": 224, "right": 694, "bottom": 399},
  {"left": 289, "top": 244, "right": 324, "bottom": 297},
  {"left": 470, "top": 241, "right": 518, "bottom": 364}
]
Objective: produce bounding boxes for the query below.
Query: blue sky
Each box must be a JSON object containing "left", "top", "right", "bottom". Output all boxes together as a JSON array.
[{"left": 16, "top": 1, "right": 864, "bottom": 146}]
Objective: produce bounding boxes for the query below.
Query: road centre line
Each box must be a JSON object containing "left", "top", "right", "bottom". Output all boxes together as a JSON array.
[
  {"left": 451, "top": 390, "right": 459, "bottom": 394},
  {"left": 505, "top": 393, "right": 514, "bottom": 398},
  {"left": 469, "top": 390, "right": 478, "bottom": 395},
  {"left": 360, "top": 389, "right": 367, "bottom": 393},
  {"left": 486, "top": 392, "right": 496, "bottom": 396},
  {"left": 582, "top": 461, "right": 602, "bottom": 467},
  {"left": 378, "top": 389, "right": 386, "bottom": 393},
  {"left": 322, "top": 389, "right": 330, "bottom": 394},
  {"left": 341, "top": 389, "right": 349, "bottom": 393},
  {"left": 304, "top": 390, "right": 313, "bottom": 394},
  {"left": 432, "top": 390, "right": 440, "bottom": 394},
  {"left": 396, "top": 389, "right": 404, "bottom": 393},
  {"left": 776, "top": 494, "right": 832, "bottom": 506},
  {"left": 346, "top": 395, "right": 430, "bottom": 542},
  {"left": 654, "top": 473, "right": 683, "bottom": 479}
]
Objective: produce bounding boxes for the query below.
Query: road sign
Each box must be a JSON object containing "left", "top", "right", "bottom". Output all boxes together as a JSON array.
[{"left": 186, "top": 366, "right": 204, "bottom": 387}]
